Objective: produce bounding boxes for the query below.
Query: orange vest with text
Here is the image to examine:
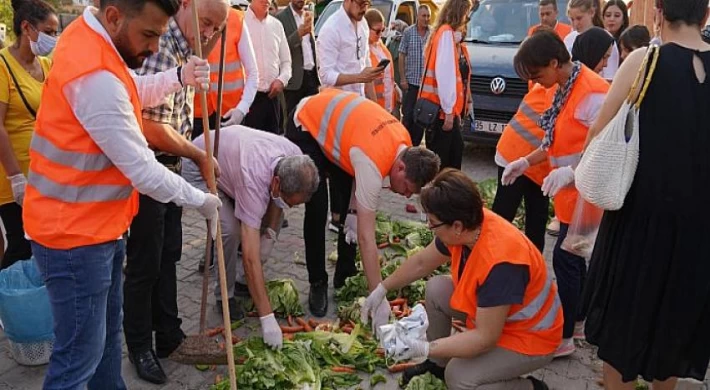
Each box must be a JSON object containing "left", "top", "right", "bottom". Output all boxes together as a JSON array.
[
  {"left": 548, "top": 65, "right": 609, "bottom": 224},
  {"left": 420, "top": 25, "right": 471, "bottom": 118},
  {"left": 449, "top": 209, "right": 563, "bottom": 355},
  {"left": 296, "top": 89, "right": 412, "bottom": 176},
  {"left": 496, "top": 84, "right": 556, "bottom": 186},
  {"left": 369, "top": 41, "right": 395, "bottom": 111},
  {"left": 527, "top": 21, "right": 572, "bottom": 38},
  {"left": 23, "top": 16, "right": 142, "bottom": 250},
  {"left": 194, "top": 8, "right": 246, "bottom": 118}
]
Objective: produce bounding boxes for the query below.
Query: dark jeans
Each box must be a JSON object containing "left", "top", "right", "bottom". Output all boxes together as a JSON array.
[
  {"left": 33, "top": 240, "right": 127, "bottom": 390},
  {"left": 402, "top": 85, "right": 424, "bottom": 146},
  {"left": 425, "top": 116, "right": 464, "bottom": 170},
  {"left": 0, "top": 202, "right": 31, "bottom": 269},
  {"left": 191, "top": 111, "right": 218, "bottom": 141},
  {"left": 285, "top": 111, "right": 356, "bottom": 286},
  {"left": 553, "top": 223, "right": 587, "bottom": 339},
  {"left": 491, "top": 166, "right": 549, "bottom": 252},
  {"left": 124, "top": 194, "right": 185, "bottom": 355},
  {"left": 243, "top": 91, "right": 281, "bottom": 134}
]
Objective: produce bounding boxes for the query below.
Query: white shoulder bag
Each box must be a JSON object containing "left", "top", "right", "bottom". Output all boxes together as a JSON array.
[{"left": 575, "top": 44, "right": 660, "bottom": 210}]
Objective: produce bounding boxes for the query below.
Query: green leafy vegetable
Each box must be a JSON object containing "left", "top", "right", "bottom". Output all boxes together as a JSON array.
[
  {"left": 370, "top": 373, "right": 387, "bottom": 386},
  {"left": 245, "top": 279, "right": 304, "bottom": 316},
  {"left": 403, "top": 373, "right": 447, "bottom": 390},
  {"left": 320, "top": 370, "right": 362, "bottom": 389}
]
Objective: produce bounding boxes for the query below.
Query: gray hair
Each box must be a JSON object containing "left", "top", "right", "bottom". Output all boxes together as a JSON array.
[{"left": 276, "top": 155, "right": 320, "bottom": 198}]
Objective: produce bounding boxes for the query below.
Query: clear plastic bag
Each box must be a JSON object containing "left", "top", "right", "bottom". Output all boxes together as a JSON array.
[{"left": 561, "top": 196, "right": 604, "bottom": 259}]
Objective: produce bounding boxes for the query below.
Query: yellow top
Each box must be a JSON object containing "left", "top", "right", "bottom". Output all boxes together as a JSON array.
[{"left": 0, "top": 47, "right": 51, "bottom": 206}]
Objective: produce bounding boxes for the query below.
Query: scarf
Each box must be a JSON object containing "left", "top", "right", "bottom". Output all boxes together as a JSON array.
[
  {"left": 572, "top": 27, "right": 615, "bottom": 71},
  {"left": 539, "top": 61, "right": 582, "bottom": 150}
]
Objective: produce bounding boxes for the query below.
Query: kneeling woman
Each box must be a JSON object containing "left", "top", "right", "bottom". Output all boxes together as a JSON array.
[{"left": 362, "top": 169, "right": 562, "bottom": 389}]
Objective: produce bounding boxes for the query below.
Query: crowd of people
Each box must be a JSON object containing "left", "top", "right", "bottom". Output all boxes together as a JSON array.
[{"left": 0, "top": 0, "right": 708, "bottom": 388}]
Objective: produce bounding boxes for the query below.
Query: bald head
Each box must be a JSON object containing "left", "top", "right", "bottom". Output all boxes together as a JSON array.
[{"left": 174, "top": 0, "right": 229, "bottom": 51}]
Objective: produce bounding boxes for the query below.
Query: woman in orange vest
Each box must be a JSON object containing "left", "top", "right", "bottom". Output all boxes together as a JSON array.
[
  {"left": 365, "top": 9, "right": 400, "bottom": 116},
  {"left": 418, "top": 0, "right": 472, "bottom": 170},
  {"left": 362, "top": 169, "right": 561, "bottom": 389},
  {"left": 503, "top": 29, "right": 609, "bottom": 358}
]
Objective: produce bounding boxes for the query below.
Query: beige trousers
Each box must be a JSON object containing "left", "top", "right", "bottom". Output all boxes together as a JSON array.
[{"left": 426, "top": 275, "right": 554, "bottom": 390}]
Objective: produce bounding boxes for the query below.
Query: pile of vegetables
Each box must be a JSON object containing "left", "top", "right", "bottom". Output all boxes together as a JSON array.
[
  {"left": 403, "top": 372, "right": 447, "bottom": 390},
  {"left": 244, "top": 278, "right": 304, "bottom": 316},
  {"left": 477, "top": 178, "right": 555, "bottom": 230}
]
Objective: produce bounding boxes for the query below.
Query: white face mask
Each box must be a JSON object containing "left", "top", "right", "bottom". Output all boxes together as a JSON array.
[
  {"left": 453, "top": 31, "right": 463, "bottom": 43},
  {"left": 30, "top": 30, "right": 57, "bottom": 56},
  {"left": 271, "top": 193, "right": 290, "bottom": 209}
]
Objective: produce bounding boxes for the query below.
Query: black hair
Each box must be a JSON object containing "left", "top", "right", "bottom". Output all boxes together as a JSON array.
[
  {"left": 11, "top": 0, "right": 56, "bottom": 37},
  {"left": 99, "top": 0, "right": 181, "bottom": 18},
  {"left": 420, "top": 169, "right": 484, "bottom": 231},
  {"left": 400, "top": 146, "right": 441, "bottom": 190},
  {"left": 602, "top": 0, "right": 629, "bottom": 40},
  {"left": 514, "top": 29, "right": 571, "bottom": 80},
  {"left": 655, "top": 0, "right": 709, "bottom": 27},
  {"left": 539, "top": 0, "right": 557, "bottom": 11},
  {"left": 619, "top": 25, "right": 651, "bottom": 51}
]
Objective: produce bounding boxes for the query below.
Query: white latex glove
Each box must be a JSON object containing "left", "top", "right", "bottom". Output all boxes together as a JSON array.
[
  {"left": 541, "top": 166, "right": 575, "bottom": 197},
  {"left": 181, "top": 55, "right": 210, "bottom": 92},
  {"left": 360, "top": 283, "right": 388, "bottom": 325},
  {"left": 390, "top": 336, "right": 430, "bottom": 361},
  {"left": 8, "top": 174, "right": 27, "bottom": 206},
  {"left": 344, "top": 212, "right": 357, "bottom": 245},
  {"left": 196, "top": 193, "right": 222, "bottom": 239},
  {"left": 260, "top": 235, "right": 275, "bottom": 260},
  {"left": 260, "top": 313, "right": 283, "bottom": 350},
  {"left": 501, "top": 157, "right": 530, "bottom": 186},
  {"left": 371, "top": 299, "right": 392, "bottom": 338},
  {"left": 222, "top": 108, "right": 245, "bottom": 126}
]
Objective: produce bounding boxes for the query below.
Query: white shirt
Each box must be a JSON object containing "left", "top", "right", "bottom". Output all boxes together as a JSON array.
[
  {"left": 233, "top": 21, "right": 259, "bottom": 114},
  {"left": 245, "top": 6, "right": 292, "bottom": 92},
  {"left": 370, "top": 43, "right": 394, "bottom": 112},
  {"left": 434, "top": 30, "right": 458, "bottom": 115},
  {"left": 62, "top": 7, "right": 206, "bottom": 209},
  {"left": 290, "top": 4, "right": 315, "bottom": 71},
  {"left": 563, "top": 30, "right": 620, "bottom": 80},
  {"left": 316, "top": 5, "right": 371, "bottom": 96}
]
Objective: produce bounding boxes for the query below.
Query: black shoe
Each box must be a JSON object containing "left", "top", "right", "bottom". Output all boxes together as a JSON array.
[
  {"left": 282, "top": 219, "right": 289, "bottom": 228},
  {"left": 528, "top": 376, "right": 549, "bottom": 390},
  {"left": 129, "top": 350, "right": 167, "bottom": 385},
  {"left": 234, "top": 281, "right": 250, "bottom": 297},
  {"left": 400, "top": 359, "right": 445, "bottom": 387},
  {"left": 309, "top": 281, "right": 328, "bottom": 317},
  {"left": 156, "top": 331, "right": 186, "bottom": 359},
  {"left": 217, "top": 297, "right": 245, "bottom": 322}
]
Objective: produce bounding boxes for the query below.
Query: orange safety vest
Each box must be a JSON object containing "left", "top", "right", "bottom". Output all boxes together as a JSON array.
[
  {"left": 449, "top": 209, "right": 563, "bottom": 355},
  {"left": 527, "top": 21, "right": 572, "bottom": 39},
  {"left": 369, "top": 41, "right": 395, "bottom": 112},
  {"left": 23, "top": 16, "right": 142, "bottom": 250},
  {"left": 548, "top": 65, "right": 609, "bottom": 224},
  {"left": 296, "top": 88, "right": 412, "bottom": 176},
  {"left": 495, "top": 84, "right": 556, "bottom": 186},
  {"left": 194, "top": 8, "right": 246, "bottom": 118},
  {"left": 420, "top": 25, "right": 471, "bottom": 118}
]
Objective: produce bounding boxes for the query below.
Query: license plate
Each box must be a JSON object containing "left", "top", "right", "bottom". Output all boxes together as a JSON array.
[{"left": 474, "top": 120, "right": 506, "bottom": 134}]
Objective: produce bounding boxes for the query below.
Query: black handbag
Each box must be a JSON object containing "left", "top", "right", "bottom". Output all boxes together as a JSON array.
[{"left": 413, "top": 43, "right": 440, "bottom": 128}]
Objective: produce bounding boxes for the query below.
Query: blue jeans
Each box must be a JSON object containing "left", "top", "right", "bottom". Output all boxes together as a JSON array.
[
  {"left": 33, "top": 240, "right": 127, "bottom": 390},
  {"left": 552, "top": 223, "right": 587, "bottom": 339}
]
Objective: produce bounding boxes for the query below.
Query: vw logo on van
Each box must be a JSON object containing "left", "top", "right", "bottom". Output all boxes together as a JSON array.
[{"left": 490, "top": 77, "right": 506, "bottom": 95}]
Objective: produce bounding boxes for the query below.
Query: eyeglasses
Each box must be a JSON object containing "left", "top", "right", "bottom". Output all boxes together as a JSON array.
[
  {"left": 353, "top": 0, "right": 371, "bottom": 8},
  {"left": 370, "top": 27, "right": 386, "bottom": 35},
  {"left": 356, "top": 35, "right": 362, "bottom": 60},
  {"left": 428, "top": 221, "right": 448, "bottom": 230}
]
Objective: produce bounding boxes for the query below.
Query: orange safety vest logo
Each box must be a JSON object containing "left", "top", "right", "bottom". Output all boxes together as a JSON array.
[
  {"left": 449, "top": 209, "right": 563, "bottom": 356},
  {"left": 548, "top": 65, "right": 609, "bottom": 223},
  {"left": 496, "top": 84, "right": 556, "bottom": 186},
  {"left": 195, "top": 8, "right": 246, "bottom": 118},
  {"left": 296, "top": 89, "right": 412, "bottom": 176},
  {"left": 23, "top": 16, "right": 141, "bottom": 249},
  {"left": 420, "top": 25, "right": 471, "bottom": 118},
  {"left": 369, "top": 41, "right": 395, "bottom": 111}
]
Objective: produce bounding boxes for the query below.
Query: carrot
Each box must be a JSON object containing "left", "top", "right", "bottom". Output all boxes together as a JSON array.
[
  {"left": 348, "top": 320, "right": 356, "bottom": 328},
  {"left": 247, "top": 311, "right": 258, "bottom": 317},
  {"left": 283, "top": 333, "right": 295, "bottom": 340},
  {"left": 393, "top": 237, "right": 400, "bottom": 243},
  {"left": 388, "top": 362, "right": 417, "bottom": 373},
  {"left": 375, "top": 348, "right": 385, "bottom": 357},
  {"left": 231, "top": 336, "right": 241, "bottom": 345},
  {"left": 280, "top": 325, "right": 304, "bottom": 333},
  {"left": 342, "top": 325, "right": 353, "bottom": 334},
  {"left": 393, "top": 310, "right": 403, "bottom": 317},
  {"left": 389, "top": 298, "right": 406, "bottom": 306},
  {"left": 377, "top": 242, "right": 389, "bottom": 249},
  {"left": 331, "top": 366, "right": 356, "bottom": 373},
  {"left": 287, "top": 315, "right": 293, "bottom": 326},
  {"left": 308, "top": 319, "right": 318, "bottom": 329},
  {"left": 296, "top": 317, "right": 313, "bottom": 332},
  {"left": 206, "top": 327, "right": 224, "bottom": 337}
]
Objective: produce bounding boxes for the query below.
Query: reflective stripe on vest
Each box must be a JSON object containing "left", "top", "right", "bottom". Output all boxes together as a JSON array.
[
  {"left": 531, "top": 294, "right": 562, "bottom": 331},
  {"left": 318, "top": 93, "right": 367, "bottom": 163},
  {"left": 210, "top": 79, "right": 245, "bottom": 92},
  {"left": 507, "top": 275, "right": 561, "bottom": 332},
  {"left": 28, "top": 169, "right": 133, "bottom": 203},
  {"left": 209, "top": 60, "right": 242, "bottom": 72},
  {"left": 30, "top": 133, "right": 113, "bottom": 172},
  {"left": 549, "top": 152, "right": 582, "bottom": 168},
  {"left": 507, "top": 102, "right": 543, "bottom": 148}
]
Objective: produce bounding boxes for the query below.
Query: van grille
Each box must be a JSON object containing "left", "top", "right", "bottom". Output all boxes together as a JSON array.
[
  {"left": 474, "top": 109, "right": 515, "bottom": 123},
  {"left": 471, "top": 76, "right": 528, "bottom": 98}
]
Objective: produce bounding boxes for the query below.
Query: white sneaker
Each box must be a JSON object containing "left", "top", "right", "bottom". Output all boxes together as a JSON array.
[
  {"left": 547, "top": 218, "right": 560, "bottom": 236},
  {"left": 573, "top": 321, "right": 585, "bottom": 340},
  {"left": 554, "top": 338, "right": 575, "bottom": 358}
]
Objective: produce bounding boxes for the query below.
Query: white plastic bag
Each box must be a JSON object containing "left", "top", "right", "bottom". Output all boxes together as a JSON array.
[
  {"left": 561, "top": 196, "right": 604, "bottom": 259},
  {"left": 379, "top": 304, "right": 428, "bottom": 361}
]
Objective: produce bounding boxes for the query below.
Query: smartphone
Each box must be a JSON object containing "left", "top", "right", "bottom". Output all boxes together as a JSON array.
[{"left": 376, "top": 59, "right": 391, "bottom": 69}]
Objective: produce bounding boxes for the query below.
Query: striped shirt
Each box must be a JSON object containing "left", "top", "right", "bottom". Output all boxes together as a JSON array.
[{"left": 398, "top": 24, "right": 430, "bottom": 86}]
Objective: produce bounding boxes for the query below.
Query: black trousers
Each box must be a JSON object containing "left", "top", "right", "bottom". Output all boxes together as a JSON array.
[
  {"left": 491, "top": 166, "right": 549, "bottom": 252},
  {"left": 284, "top": 69, "right": 319, "bottom": 116},
  {"left": 124, "top": 194, "right": 185, "bottom": 355},
  {"left": 243, "top": 91, "right": 281, "bottom": 134},
  {"left": 401, "top": 85, "right": 424, "bottom": 146},
  {"left": 425, "top": 116, "right": 464, "bottom": 170},
  {"left": 0, "top": 202, "right": 31, "bottom": 269},
  {"left": 191, "top": 111, "right": 218, "bottom": 141},
  {"left": 285, "top": 111, "right": 357, "bottom": 286},
  {"left": 553, "top": 223, "right": 587, "bottom": 339}
]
